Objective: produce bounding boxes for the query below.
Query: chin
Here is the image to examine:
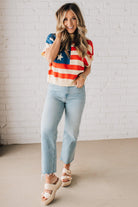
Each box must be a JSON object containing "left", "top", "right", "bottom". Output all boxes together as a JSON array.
[
  {"left": 67, "top": 29, "right": 76, "bottom": 34},
  {"left": 68, "top": 31, "right": 75, "bottom": 34}
]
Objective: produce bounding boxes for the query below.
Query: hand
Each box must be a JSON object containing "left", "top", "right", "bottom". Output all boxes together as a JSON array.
[
  {"left": 74, "top": 75, "right": 85, "bottom": 88},
  {"left": 56, "top": 27, "right": 66, "bottom": 39}
]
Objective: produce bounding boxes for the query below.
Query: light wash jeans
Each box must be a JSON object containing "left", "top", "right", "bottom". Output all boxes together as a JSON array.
[{"left": 41, "top": 83, "right": 86, "bottom": 175}]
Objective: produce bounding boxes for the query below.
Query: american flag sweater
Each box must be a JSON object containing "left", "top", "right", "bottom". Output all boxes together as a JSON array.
[{"left": 41, "top": 33, "right": 94, "bottom": 86}]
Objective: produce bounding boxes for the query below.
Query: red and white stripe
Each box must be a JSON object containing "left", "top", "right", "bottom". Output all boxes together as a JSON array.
[{"left": 42, "top": 40, "right": 94, "bottom": 86}]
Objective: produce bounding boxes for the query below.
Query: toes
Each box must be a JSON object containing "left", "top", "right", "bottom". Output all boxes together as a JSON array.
[
  {"left": 62, "top": 179, "right": 69, "bottom": 182},
  {"left": 62, "top": 177, "right": 71, "bottom": 182},
  {"left": 41, "top": 194, "right": 48, "bottom": 201},
  {"left": 62, "top": 173, "right": 71, "bottom": 182},
  {"left": 42, "top": 196, "right": 47, "bottom": 201}
]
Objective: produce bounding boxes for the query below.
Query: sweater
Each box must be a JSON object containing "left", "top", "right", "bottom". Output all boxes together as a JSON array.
[{"left": 41, "top": 33, "right": 94, "bottom": 86}]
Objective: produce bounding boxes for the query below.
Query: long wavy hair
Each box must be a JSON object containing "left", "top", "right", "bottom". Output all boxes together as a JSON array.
[{"left": 55, "top": 3, "right": 88, "bottom": 58}]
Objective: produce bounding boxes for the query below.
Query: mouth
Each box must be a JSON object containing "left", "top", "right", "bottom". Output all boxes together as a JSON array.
[{"left": 67, "top": 26, "right": 74, "bottom": 29}]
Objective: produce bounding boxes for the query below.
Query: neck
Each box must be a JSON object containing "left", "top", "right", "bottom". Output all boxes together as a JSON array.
[{"left": 70, "top": 33, "right": 75, "bottom": 41}]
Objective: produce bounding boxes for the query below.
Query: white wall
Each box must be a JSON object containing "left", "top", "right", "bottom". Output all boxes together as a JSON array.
[{"left": 0, "top": 0, "right": 138, "bottom": 144}]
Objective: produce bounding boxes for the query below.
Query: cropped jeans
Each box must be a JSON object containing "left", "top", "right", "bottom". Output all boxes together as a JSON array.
[{"left": 41, "top": 83, "right": 86, "bottom": 175}]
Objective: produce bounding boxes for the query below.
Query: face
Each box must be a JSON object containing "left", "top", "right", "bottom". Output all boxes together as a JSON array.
[{"left": 63, "top": 10, "right": 77, "bottom": 34}]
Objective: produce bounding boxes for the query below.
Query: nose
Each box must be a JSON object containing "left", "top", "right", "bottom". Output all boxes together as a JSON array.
[{"left": 67, "top": 19, "right": 73, "bottom": 27}]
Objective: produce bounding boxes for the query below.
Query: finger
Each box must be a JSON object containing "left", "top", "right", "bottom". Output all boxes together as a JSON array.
[{"left": 74, "top": 80, "right": 77, "bottom": 86}]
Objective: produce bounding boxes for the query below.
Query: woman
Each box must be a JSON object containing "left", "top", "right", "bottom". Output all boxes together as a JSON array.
[{"left": 41, "top": 3, "right": 94, "bottom": 205}]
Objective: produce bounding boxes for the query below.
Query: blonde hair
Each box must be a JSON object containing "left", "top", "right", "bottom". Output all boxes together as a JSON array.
[{"left": 55, "top": 3, "right": 88, "bottom": 58}]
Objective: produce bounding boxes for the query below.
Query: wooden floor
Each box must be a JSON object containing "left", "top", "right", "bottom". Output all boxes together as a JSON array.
[{"left": 0, "top": 138, "right": 138, "bottom": 207}]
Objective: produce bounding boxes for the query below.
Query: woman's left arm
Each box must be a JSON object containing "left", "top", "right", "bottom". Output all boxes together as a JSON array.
[{"left": 74, "top": 65, "right": 91, "bottom": 88}]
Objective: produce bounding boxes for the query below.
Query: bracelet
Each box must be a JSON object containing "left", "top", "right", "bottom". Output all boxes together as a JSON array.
[{"left": 79, "top": 73, "right": 86, "bottom": 80}]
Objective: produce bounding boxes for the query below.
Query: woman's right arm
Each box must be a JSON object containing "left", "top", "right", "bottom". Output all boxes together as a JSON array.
[{"left": 45, "top": 32, "right": 62, "bottom": 63}]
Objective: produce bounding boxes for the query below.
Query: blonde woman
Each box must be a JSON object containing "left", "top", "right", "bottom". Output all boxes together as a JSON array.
[{"left": 41, "top": 3, "right": 94, "bottom": 205}]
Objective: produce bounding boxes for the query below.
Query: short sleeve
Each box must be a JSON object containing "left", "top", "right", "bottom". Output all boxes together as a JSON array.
[
  {"left": 83, "top": 39, "right": 94, "bottom": 67},
  {"left": 41, "top": 33, "right": 56, "bottom": 57}
]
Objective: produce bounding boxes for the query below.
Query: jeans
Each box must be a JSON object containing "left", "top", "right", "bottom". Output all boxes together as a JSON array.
[{"left": 41, "top": 83, "right": 86, "bottom": 175}]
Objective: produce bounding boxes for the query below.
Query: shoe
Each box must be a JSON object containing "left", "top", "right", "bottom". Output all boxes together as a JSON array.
[
  {"left": 41, "top": 177, "right": 62, "bottom": 205},
  {"left": 61, "top": 168, "right": 72, "bottom": 187}
]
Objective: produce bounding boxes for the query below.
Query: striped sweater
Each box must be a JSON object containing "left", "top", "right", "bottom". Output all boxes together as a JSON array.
[{"left": 41, "top": 33, "right": 94, "bottom": 86}]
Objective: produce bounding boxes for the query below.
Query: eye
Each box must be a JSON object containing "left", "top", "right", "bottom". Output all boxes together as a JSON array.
[
  {"left": 64, "top": 18, "right": 67, "bottom": 21},
  {"left": 72, "top": 17, "right": 76, "bottom": 20}
]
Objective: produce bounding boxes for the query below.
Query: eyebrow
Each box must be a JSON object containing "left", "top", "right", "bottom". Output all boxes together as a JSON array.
[{"left": 65, "top": 15, "right": 76, "bottom": 18}]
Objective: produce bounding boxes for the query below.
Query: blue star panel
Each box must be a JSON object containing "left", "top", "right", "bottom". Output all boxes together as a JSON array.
[{"left": 46, "top": 33, "right": 71, "bottom": 64}]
